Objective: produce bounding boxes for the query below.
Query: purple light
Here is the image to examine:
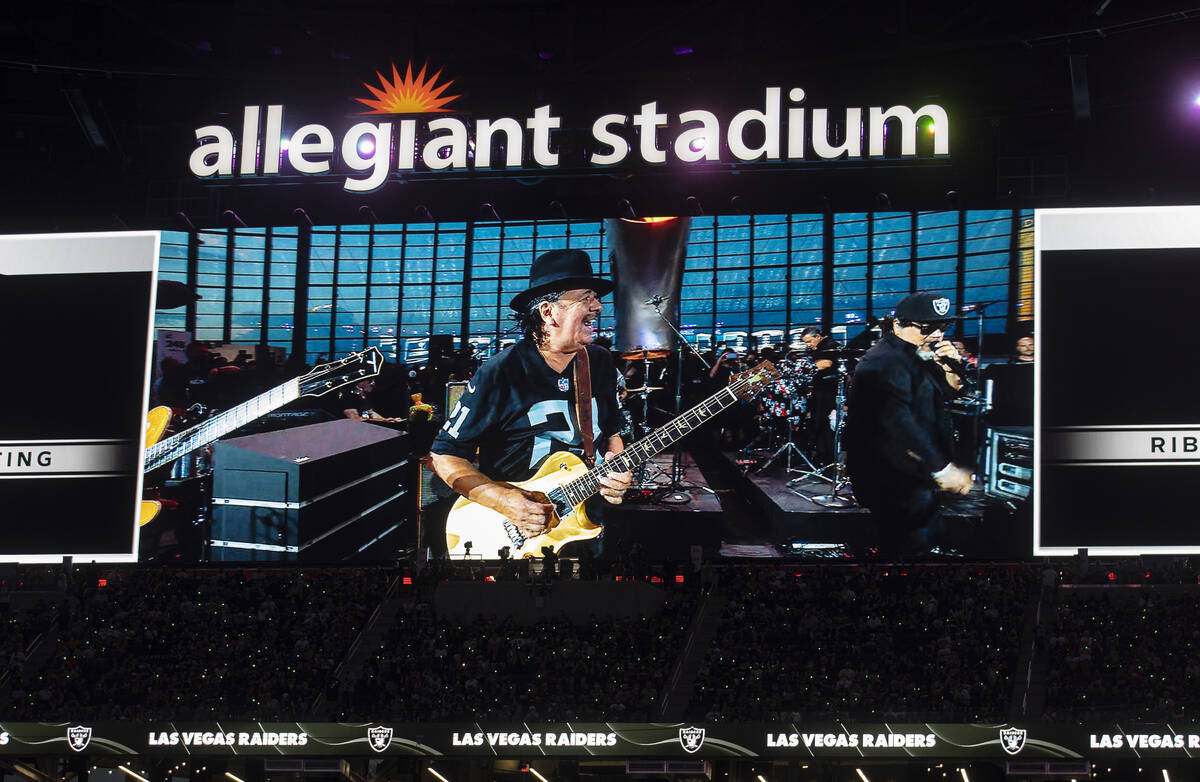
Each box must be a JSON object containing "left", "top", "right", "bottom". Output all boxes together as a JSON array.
[
  {"left": 357, "top": 136, "right": 376, "bottom": 157},
  {"left": 280, "top": 138, "right": 290, "bottom": 151},
  {"left": 673, "top": 45, "right": 693, "bottom": 55},
  {"left": 1193, "top": 93, "right": 1200, "bottom": 107},
  {"left": 538, "top": 50, "right": 554, "bottom": 61},
  {"left": 689, "top": 137, "right": 706, "bottom": 153}
]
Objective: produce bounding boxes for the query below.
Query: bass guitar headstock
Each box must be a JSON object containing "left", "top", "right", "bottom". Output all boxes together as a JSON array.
[{"left": 730, "top": 360, "right": 780, "bottom": 401}]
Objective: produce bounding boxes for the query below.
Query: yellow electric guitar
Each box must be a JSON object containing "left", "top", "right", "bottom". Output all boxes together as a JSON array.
[
  {"left": 444, "top": 361, "right": 778, "bottom": 559},
  {"left": 139, "top": 347, "right": 386, "bottom": 525}
]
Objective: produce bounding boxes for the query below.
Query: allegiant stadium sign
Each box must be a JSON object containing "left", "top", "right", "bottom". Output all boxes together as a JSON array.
[{"left": 188, "top": 65, "right": 949, "bottom": 193}]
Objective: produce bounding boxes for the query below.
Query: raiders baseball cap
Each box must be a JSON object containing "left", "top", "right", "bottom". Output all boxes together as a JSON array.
[{"left": 894, "top": 291, "right": 958, "bottom": 323}]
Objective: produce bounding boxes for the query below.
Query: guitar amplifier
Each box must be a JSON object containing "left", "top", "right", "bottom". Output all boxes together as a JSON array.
[
  {"left": 445, "top": 380, "right": 468, "bottom": 417},
  {"left": 210, "top": 419, "right": 413, "bottom": 561},
  {"left": 984, "top": 426, "right": 1033, "bottom": 501}
]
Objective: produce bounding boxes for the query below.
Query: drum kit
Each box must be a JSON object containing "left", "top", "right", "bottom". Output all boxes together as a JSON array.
[
  {"left": 738, "top": 347, "right": 865, "bottom": 508},
  {"left": 620, "top": 347, "right": 669, "bottom": 431},
  {"left": 618, "top": 347, "right": 673, "bottom": 488}
]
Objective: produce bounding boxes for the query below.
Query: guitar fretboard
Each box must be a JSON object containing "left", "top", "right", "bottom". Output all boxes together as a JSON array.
[
  {"left": 554, "top": 371, "right": 766, "bottom": 508},
  {"left": 144, "top": 379, "right": 301, "bottom": 471}
]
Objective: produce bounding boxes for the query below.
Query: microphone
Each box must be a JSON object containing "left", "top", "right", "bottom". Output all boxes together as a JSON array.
[{"left": 644, "top": 294, "right": 668, "bottom": 306}]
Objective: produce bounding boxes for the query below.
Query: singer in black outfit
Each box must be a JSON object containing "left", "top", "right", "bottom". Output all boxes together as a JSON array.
[{"left": 844, "top": 291, "right": 974, "bottom": 558}]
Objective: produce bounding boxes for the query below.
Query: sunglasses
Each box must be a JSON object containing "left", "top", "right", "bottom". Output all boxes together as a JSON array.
[{"left": 901, "top": 319, "right": 953, "bottom": 335}]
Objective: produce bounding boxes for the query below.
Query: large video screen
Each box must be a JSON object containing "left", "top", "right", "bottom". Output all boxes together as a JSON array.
[
  {"left": 18, "top": 209, "right": 1200, "bottom": 563},
  {"left": 1035, "top": 206, "right": 1200, "bottom": 555},
  {"left": 0, "top": 232, "right": 159, "bottom": 563}
]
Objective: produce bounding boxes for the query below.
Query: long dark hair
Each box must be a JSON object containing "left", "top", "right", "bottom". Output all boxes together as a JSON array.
[{"left": 514, "top": 290, "right": 563, "bottom": 347}]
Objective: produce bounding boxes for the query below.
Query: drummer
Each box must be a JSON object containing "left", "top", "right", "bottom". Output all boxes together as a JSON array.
[{"left": 800, "top": 327, "right": 842, "bottom": 465}]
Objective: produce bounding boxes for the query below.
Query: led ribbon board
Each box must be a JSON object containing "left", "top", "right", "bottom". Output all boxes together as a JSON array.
[
  {"left": 1, "top": 722, "right": 1199, "bottom": 758},
  {"left": 0, "top": 232, "right": 159, "bottom": 563}
]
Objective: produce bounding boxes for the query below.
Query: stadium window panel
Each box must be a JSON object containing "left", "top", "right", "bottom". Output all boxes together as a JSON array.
[
  {"left": 153, "top": 231, "right": 191, "bottom": 332},
  {"left": 155, "top": 312, "right": 186, "bottom": 331},
  {"left": 787, "top": 213, "right": 825, "bottom": 340},
  {"left": 832, "top": 213, "right": 869, "bottom": 326},
  {"left": 870, "top": 211, "right": 912, "bottom": 321},
  {"left": 227, "top": 226, "right": 268, "bottom": 343},
  {"left": 371, "top": 285, "right": 401, "bottom": 304},
  {"left": 466, "top": 221, "right": 505, "bottom": 352},
  {"left": 750, "top": 215, "right": 790, "bottom": 341},
  {"left": 961, "top": 210, "right": 1014, "bottom": 334},
  {"left": 173, "top": 207, "right": 1027, "bottom": 367},
  {"left": 534, "top": 225, "right": 569, "bottom": 256},
  {"left": 868, "top": 212, "right": 914, "bottom": 317},
  {"left": 469, "top": 306, "right": 498, "bottom": 324},
  {"left": 193, "top": 230, "right": 228, "bottom": 341},
  {"left": 158, "top": 230, "right": 189, "bottom": 282},
  {"left": 916, "top": 210, "right": 958, "bottom": 260},
  {"left": 914, "top": 210, "right": 959, "bottom": 300}
]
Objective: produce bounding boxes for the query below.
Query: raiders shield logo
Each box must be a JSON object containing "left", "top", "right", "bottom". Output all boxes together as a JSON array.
[
  {"left": 367, "top": 726, "right": 393, "bottom": 753},
  {"left": 67, "top": 726, "right": 92, "bottom": 752},
  {"left": 932, "top": 297, "right": 951, "bottom": 317},
  {"left": 1000, "top": 727, "right": 1026, "bottom": 755},
  {"left": 679, "top": 726, "right": 705, "bottom": 754}
]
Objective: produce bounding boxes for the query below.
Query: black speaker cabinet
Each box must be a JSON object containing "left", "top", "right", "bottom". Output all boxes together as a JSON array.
[{"left": 210, "top": 419, "right": 413, "bottom": 562}]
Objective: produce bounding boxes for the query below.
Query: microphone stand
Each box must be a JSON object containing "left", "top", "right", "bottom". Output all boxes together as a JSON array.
[
  {"left": 647, "top": 297, "right": 713, "bottom": 501},
  {"left": 963, "top": 300, "right": 1003, "bottom": 469}
]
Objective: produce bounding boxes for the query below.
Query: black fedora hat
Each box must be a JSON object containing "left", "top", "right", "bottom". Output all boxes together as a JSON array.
[{"left": 509, "top": 249, "right": 614, "bottom": 311}]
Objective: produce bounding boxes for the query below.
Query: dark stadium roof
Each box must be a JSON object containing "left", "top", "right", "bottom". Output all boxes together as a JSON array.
[{"left": 3, "top": 1, "right": 1200, "bottom": 228}]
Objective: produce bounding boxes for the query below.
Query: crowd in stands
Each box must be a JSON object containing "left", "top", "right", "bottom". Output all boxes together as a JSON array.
[
  {"left": 6, "top": 560, "right": 1200, "bottom": 723},
  {"left": 0, "top": 600, "right": 52, "bottom": 706},
  {"left": 322, "top": 582, "right": 698, "bottom": 721},
  {"left": 1042, "top": 590, "right": 1200, "bottom": 722},
  {"left": 4, "top": 568, "right": 389, "bottom": 720},
  {"left": 688, "top": 564, "right": 1036, "bottom": 722}
]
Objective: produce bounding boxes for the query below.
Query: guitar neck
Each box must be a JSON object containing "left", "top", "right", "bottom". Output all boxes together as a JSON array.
[
  {"left": 145, "top": 379, "right": 301, "bottom": 471},
  {"left": 555, "top": 379, "right": 750, "bottom": 508}
]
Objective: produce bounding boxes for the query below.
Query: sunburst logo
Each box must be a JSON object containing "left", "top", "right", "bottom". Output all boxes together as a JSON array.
[{"left": 355, "top": 61, "right": 461, "bottom": 114}]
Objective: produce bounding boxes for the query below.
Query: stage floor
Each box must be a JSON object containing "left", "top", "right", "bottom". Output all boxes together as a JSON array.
[
  {"left": 604, "top": 452, "right": 724, "bottom": 559},
  {"left": 607, "top": 450, "right": 1032, "bottom": 561},
  {"left": 714, "top": 451, "right": 1029, "bottom": 560}
]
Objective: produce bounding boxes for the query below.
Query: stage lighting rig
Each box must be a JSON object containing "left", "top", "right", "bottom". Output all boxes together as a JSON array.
[{"left": 222, "top": 209, "right": 247, "bottom": 228}]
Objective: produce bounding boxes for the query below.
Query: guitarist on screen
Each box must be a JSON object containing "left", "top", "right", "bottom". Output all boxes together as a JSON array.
[{"left": 428, "top": 249, "right": 633, "bottom": 554}]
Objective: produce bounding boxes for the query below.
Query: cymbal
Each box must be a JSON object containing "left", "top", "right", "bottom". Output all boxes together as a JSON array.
[
  {"left": 620, "top": 348, "right": 670, "bottom": 361},
  {"left": 625, "top": 385, "right": 665, "bottom": 394}
]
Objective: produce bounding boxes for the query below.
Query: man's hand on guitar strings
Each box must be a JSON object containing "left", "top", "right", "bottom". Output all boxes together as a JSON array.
[
  {"left": 497, "top": 486, "right": 556, "bottom": 538},
  {"left": 598, "top": 451, "right": 634, "bottom": 505}
]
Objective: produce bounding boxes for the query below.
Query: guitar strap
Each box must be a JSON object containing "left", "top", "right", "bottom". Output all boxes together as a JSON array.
[{"left": 573, "top": 347, "right": 595, "bottom": 467}]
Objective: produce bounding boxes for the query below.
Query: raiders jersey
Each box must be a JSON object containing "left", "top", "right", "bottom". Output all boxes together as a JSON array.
[{"left": 430, "top": 339, "right": 623, "bottom": 482}]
